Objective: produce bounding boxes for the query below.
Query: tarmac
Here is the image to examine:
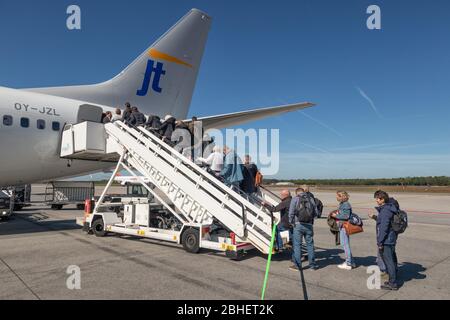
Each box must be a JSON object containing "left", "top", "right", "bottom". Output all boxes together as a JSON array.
[{"left": 0, "top": 184, "right": 449, "bottom": 300}]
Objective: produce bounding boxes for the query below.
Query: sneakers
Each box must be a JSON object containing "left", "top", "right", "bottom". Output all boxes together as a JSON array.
[
  {"left": 381, "top": 282, "right": 399, "bottom": 291},
  {"left": 309, "top": 264, "right": 319, "bottom": 270},
  {"left": 289, "top": 264, "right": 299, "bottom": 271},
  {"left": 337, "top": 262, "right": 353, "bottom": 270}
]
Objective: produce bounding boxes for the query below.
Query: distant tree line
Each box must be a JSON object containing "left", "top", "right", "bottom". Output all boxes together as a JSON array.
[{"left": 264, "top": 176, "right": 450, "bottom": 186}]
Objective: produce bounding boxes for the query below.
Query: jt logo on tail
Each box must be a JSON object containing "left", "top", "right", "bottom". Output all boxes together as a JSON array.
[{"left": 136, "top": 59, "right": 166, "bottom": 96}]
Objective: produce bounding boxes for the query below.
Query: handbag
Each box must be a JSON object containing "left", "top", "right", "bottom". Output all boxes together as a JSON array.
[{"left": 343, "top": 221, "right": 363, "bottom": 235}]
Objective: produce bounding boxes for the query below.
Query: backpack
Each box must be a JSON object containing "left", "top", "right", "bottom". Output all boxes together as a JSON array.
[
  {"left": 391, "top": 210, "right": 408, "bottom": 234},
  {"left": 349, "top": 212, "right": 363, "bottom": 227},
  {"left": 314, "top": 197, "right": 323, "bottom": 218},
  {"left": 295, "top": 194, "right": 315, "bottom": 223},
  {"left": 255, "top": 171, "right": 263, "bottom": 187}
]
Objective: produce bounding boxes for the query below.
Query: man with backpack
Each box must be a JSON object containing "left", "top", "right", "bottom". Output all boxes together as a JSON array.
[
  {"left": 288, "top": 187, "right": 319, "bottom": 271},
  {"left": 373, "top": 190, "right": 404, "bottom": 290},
  {"left": 369, "top": 191, "right": 402, "bottom": 282}
]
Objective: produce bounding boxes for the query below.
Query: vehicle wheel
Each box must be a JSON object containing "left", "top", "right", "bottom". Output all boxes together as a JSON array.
[
  {"left": 182, "top": 228, "right": 200, "bottom": 253},
  {"left": 51, "top": 204, "right": 63, "bottom": 210},
  {"left": 92, "top": 218, "right": 106, "bottom": 237},
  {"left": 14, "top": 204, "right": 23, "bottom": 211},
  {"left": 76, "top": 204, "right": 85, "bottom": 210}
]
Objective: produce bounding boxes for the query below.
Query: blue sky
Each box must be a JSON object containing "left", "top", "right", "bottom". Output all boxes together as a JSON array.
[{"left": 1, "top": 0, "right": 449, "bottom": 179}]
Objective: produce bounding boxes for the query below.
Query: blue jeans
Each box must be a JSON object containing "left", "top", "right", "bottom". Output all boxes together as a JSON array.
[
  {"left": 292, "top": 223, "right": 315, "bottom": 267},
  {"left": 340, "top": 227, "right": 353, "bottom": 265},
  {"left": 381, "top": 245, "right": 398, "bottom": 285},
  {"left": 276, "top": 224, "right": 292, "bottom": 250},
  {"left": 377, "top": 251, "right": 387, "bottom": 272}
]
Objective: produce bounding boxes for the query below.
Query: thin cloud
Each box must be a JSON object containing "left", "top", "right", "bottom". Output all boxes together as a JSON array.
[
  {"left": 332, "top": 142, "right": 447, "bottom": 152},
  {"left": 288, "top": 139, "right": 333, "bottom": 154},
  {"left": 355, "top": 86, "right": 383, "bottom": 119},
  {"left": 299, "top": 111, "right": 344, "bottom": 137}
]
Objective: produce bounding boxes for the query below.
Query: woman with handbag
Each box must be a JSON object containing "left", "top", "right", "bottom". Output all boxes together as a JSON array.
[{"left": 330, "top": 191, "right": 356, "bottom": 270}]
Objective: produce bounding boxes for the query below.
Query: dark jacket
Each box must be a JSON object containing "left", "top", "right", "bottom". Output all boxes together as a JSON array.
[
  {"left": 241, "top": 165, "right": 257, "bottom": 194},
  {"left": 146, "top": 115, "right": 161, "bottom": 130},
  {"left": 376, "top": 202, "right": 398, "bottom": 246},
  {"left": 129, "top": 111, "right": 146, "bottom": 126},
  {"left": 266, "top": 196, "right": 292, "bottom": 229},
  {"left": 122, "top": 108, "right": 132, "bottom": 122},
  {"left": 327, "top": 214, "right": 340, "bottom": 245},
  {"left": 159, "top": 117, "right": 176, "bottom": 139}
]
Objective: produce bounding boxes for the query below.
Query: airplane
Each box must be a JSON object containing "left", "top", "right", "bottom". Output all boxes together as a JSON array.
[{"left": 0, "top": 9, "right": 314, "bottom": 187}]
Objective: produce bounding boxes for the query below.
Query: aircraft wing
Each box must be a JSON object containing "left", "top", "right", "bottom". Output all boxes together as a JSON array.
[{"left": 192, "top": 102, "right": 315, "bottom": 130}]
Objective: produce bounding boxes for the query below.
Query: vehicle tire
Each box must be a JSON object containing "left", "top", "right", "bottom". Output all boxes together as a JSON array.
[
  {"left": 51, "top": 204, "right": 63, "bottom": 210},
  {"left": 92, "top": 218, "right": 106, "bottom": 237},
  {"left": 182, "top": 228, "right": 200, "bottom": 253},
  {"left": 76, "top": 204, "right": 85, "bottom": 210},
  {"left": 13, "top": 204, "right": 23, "bottom": 211}
]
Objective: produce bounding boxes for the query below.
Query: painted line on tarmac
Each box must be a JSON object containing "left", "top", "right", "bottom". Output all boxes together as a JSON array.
[
  {"left": 261, "top": 223, "right": 277, "bottom": 300},
  {"left": 0, "top": 257, "right": 41, "bottom": 300}
]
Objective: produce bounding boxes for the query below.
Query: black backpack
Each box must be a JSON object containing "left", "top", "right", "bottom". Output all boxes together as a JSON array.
[
  {"left": 314, "top": 197, "right": 323, "bottom": 218},
  {"left": 391, "top": 210, "right": 408, "bottom": 234},
  {"left": 295, "top": 194, "right": 315, "bottom": 223}
]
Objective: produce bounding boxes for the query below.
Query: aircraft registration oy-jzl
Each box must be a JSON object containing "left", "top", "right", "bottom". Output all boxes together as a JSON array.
[{"left": 0, "top": 9, "right": 314, "bottom": 186}]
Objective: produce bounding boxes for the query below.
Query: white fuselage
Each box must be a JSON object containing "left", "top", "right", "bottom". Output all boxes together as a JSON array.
[{"left": 0, "top": 86, "right": 117, "bottom": 186}]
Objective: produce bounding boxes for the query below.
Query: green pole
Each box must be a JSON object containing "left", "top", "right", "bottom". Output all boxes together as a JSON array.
[{"left": 261, "top": 222, "right": 277, "bottom": 300}]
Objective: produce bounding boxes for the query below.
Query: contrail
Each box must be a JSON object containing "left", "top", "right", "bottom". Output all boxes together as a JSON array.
[
  {"left": 299, "top": 111, "right": 344, "bottom": 138},
  {"left": 355, "top": 86, "right": 383, "bottom": 119},
  {"left": 288, "top": 139, "right": 333, "bottom": 155}
]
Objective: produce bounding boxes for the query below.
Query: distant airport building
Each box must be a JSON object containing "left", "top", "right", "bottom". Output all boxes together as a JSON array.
[{"left": 274, "top": 182, "right": 296, "bottom": 186}]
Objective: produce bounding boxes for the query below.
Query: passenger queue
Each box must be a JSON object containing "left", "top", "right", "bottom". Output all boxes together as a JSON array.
[{"left": 105, "top": 103, "right": 405, "bottom": 292}]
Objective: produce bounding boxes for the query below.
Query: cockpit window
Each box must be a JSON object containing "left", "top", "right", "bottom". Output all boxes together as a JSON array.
[
  {"left": 3, "top": 115, "right": 13, "bottom": 126},
  {"left": 52, "top": 121, "right": 60, "bottom": 131},
  {"left": 21, "top": 117, "right": 30, "bottom": 128},
  {"left": 37, "top": 119, "right": 46, "bottom": 130}
]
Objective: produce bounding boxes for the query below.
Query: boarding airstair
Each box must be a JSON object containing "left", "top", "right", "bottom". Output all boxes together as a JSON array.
[{"left": 61, "top": 121, "right": 281, "bottom": 255}]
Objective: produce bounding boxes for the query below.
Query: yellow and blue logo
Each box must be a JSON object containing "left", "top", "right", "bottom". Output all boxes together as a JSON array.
[{"left": 136, "top": 49, "right": 192, "bottom": 96}]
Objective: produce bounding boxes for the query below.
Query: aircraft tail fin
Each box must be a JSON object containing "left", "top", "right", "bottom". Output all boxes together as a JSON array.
[{"left": 25, "top": 9, "right": 212, "bottom": 119}]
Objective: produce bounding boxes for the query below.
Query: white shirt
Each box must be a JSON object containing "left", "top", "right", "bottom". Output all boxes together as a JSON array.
[
  {"left": 199, "top": 152, "right": 223, "bottom": 172},
  {"left": 112, "top": 114, "right": 122, "bottom": 122}
]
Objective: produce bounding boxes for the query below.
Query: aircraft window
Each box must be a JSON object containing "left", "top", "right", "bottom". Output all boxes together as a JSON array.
[
  {"left": 3, "top": 115, "right": 13, "bottom": 126},
  {"left": 20, "top": 117, "right": 30, "bottom": 128},
  {"left": 52, "top": 121, "right": 60, "bottom": 131},
  {"left": 37, "top": 119, "right": 46, "bottom": 130}
]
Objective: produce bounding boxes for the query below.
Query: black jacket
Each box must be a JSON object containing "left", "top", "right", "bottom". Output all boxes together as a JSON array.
[
  {"left": 129, "top": 111, "right": 146, "bottom": 126},
  {"left": 146, "top": 115, "right": 161, "bottom": 129},
  {"left": 122, "top": 109, "right": 132, "bottom": 122},
  {"left": 266, "top": 196, "right": 292, "bottom": 228},
  {"left": 241, "top": 165, "right": 256, "bottom": 194},
  {"left": 159, "top": 117, "right": 176, "bottom": 139}
]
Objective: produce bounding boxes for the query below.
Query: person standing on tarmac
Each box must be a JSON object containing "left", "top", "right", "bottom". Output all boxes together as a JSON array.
[
  {"left": 288, "top": 187, "right": 319, "bottom": 271},
  {"left": 330, "top": 191, "right": 355, "bottom": 270},
  {"left": 373, "top": 190, "right": 400, "bottom": 291},
  {"left": 262, "top": 189, "right": 292, "bottom": 251}
]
